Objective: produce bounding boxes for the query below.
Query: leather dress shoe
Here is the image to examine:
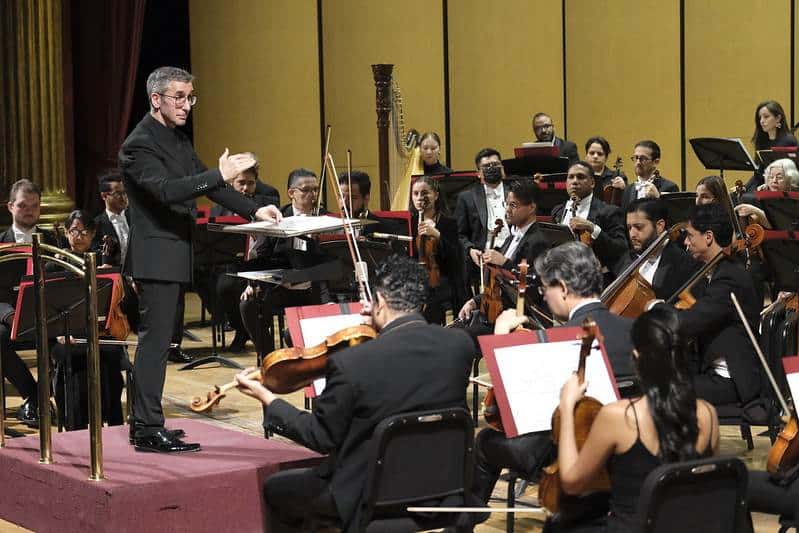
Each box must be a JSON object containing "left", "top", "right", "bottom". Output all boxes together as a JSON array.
[
  {"left": 133, "top": 429, "right": 200, "bottom": 453},
  {"left": 129, "top": 425, "right": 185, "bottom": 445},
  {"left": 16, "top": 399, "right": 39, "bottom": 428},
  {"left": 228, "top": 332, "right": 248, "bottom": 353},
  {"left": 167, "top": 348, "right": 193, "bottom": 363}
]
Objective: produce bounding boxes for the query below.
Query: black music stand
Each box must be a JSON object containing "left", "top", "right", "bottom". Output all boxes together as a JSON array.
[
  {"left": 689, "top": 137, "right": 758, "bottom": 178},
  {"left": 659, "top": 192, "right": 698, "bottom": 225},
  {"left": 760, "top": 235, "right": 799, "bottom": 291},
  {"left": 187, "top": 223, "right": 248, "bottom": 369},
  {"left": 536, "top": 221, "right": 578, "bottom": 247},
  {"left": 14, "top": 274, "right": 113, "bottom": 431},
  {"left": 502, "top": 155, "right": 569, "bottom": 177},
  {"left": 757, "top": 192, "right": 799, "bottom": 230},
  {"left": 319, "top": 240, "right": 393, "bottom": 301},
  {"left": 0, "top": 258, "right": 28, "bottom": 438},
  {"left": 756, "top": 149, "right": 799, "bottom": 167}
]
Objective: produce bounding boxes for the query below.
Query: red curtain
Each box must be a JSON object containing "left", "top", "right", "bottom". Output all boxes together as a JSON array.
[{"left": 71, "top": 0, "right": 146, "bottom": 213}]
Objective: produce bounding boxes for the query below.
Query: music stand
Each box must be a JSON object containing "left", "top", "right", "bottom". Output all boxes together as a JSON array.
[
  {"left": 755, "top": 191, "right": 799, "bottom": 231},
  {"left": 187, "top": 218, "right": 248, "bottom": 369},
  {"left": 759, "top": 230, "right": 799, "bottom": 292},
  {"left": 756, "top": 148, "right": 798, "bottom": 167},
  {"left": 318, "top": 240, "right": 393, "bottom": 301},
  {"left": 13, "top": 273, "right": 113, "bottom": 430},
  {"left": 689, "top": 137, "right": 758, "bottom": 178},
  {"left": 502, "top": 155, "right": 569, "bottom": 177},
  {"left": 659, "top": 191, "right": 698, "bottom": 225},
  {"left": 536, "top": 221, "right": 578, "bottom": 247}
]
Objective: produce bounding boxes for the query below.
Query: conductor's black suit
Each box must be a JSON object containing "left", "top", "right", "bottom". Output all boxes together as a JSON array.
[{"left": 119, "top": 113, "right": 271, "bottom": 436}]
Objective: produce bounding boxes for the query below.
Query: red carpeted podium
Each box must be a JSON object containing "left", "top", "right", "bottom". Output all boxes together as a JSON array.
[{"left": 0, "top": 419, "right": 322, "bottom": 532}]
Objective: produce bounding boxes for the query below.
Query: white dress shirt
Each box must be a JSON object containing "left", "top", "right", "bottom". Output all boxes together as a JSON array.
[
  {"left": 560, "top": 193, "right": 602, "bottom": 239},
  {"left": 504, "top": 220, "right": 535, "bottom": 262},
  {"left": 484, "top": 183, "right": 509, "bottom": 248},
  {"left": 106, "top": 209, "right": 130, "bottom": 261},
  {"left": 11, "top": 223, "right": 34, "bottom": 244},
  {"left": 637, "top": 251, "right": 662, "bottom": 285}
]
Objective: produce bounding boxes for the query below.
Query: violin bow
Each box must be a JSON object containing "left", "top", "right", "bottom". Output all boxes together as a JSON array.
[
  {"left": 325, "top": 153, "right": 373, "bottom": 302},
  {"left": 346, "top": 149, "right": 353, "bottom": 218},
  {"left": 315, "top": 124, "right": 332, "bottom": 215}
]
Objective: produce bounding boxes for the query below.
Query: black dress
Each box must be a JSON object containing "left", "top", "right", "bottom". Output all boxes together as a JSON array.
[
  {"left": 746, "top": 133, "right": 799, "bottom": 191},
  {"left": 423, "top": 161, "right": 451, "bottom": 175}
]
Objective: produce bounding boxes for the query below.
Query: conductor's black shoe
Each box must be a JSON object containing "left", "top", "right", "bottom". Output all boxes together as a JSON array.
[
  {"left": 129, "top": 424, "right": 186, "bottom": 444},
  {"left": 133, "top": 429, "right": 200, "bottom": 453},
  {"left": 228, "top": 332, "right": 248, "bottom": 353},
  {"left": 16, "top": 399, "right": 39, "bottom": 428},
  {"left": 167, "top": 348, "right": 193, "bottom": 363}
]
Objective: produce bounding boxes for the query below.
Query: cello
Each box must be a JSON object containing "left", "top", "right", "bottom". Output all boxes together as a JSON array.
[{"left": 538, "top": 318, "right": 610, "bottom": 514}]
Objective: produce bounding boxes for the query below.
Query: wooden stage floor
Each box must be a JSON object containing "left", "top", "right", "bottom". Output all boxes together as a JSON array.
[{"left": 0, "top": 293, "right": 782, "bottom": 532}]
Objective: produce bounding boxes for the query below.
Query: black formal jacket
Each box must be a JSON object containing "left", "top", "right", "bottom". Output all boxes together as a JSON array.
[
  {"left": 251, "top": 204, "right": 331, "bottom": 271},
  {"left": 411, "top": 212, "right": 463, "bottom": 288},
  {"left": 119, "top": 113, "right": 269, "bottom": 283},
  {"left": 423, "top": 161, "right": 451, "bottom": 175},
  {"left": 264, "top": 313, "right": 475, "bottom": 531},
  {"left": 592, "top": 167, "right": 628, "bottom": 197},
  {"left": 620, "top": 175, "right": 680, "bottom": 210},
  {"left": 565, "top": 301, "right": 634, "bottom": 379},
  {"left": 554, "top": 137, "right": 579, "bottom": 165},
  {"left": 612, "top": 241, "right": 701, "bottom": 300},
  {"left": 209, "top": 185, "right": 279, "bottom": 217},
  {"left": 676, "top": 256, "right": 761, "bottom": 403},
  {"left": 92, "top": 210, "right": 131, "bottom": 267},
  {"left": 454, "top": 182, "right": 507, "bottom": 255},
  {"left": 551, "top": 196, "right": 628, "bottom": 274}
]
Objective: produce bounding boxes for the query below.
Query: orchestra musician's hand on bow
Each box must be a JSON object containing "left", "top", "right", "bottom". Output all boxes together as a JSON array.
[
  {"left": 218, "top": 148, "right": 257, "bottom": 184},
  {"left": 482, "top": 249, "right": 508, "bottom": 267},
  {"left": 254, "top": 205, "right": 283, "bottom": 223},
  {"left": 469, "top": 248, "right": 483, "bottom": 266},
  {"left": 234, "top": 367, "right": 275, "bottom": 405}
]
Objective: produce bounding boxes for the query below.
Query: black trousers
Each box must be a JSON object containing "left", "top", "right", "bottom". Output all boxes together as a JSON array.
[
  {"left": 693, "top": 372, "right": 740, "bottom": 406},
  {"left": 263, "top": 467, "right": 339, "bottom": 532},
  {"left": 0, "top": 320, "right": 37, "bottom": 401},
  {"left": 216, "top": 273, "right": 247, "bottom": 336},
  {"left": 747, "top": 470, "right": 799, "bottom": 520},
  {"left": 132, "top": 280, "right": 182, "bottom": 436}
]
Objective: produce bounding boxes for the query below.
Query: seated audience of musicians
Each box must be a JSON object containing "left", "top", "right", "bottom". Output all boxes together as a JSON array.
[
  {"left": 746, "top": 100, "right": 799, "bottom": 191},
  {"left": 409, "top": 175, "right": 463, "bottom": 324},
  {"left": 1, "top": 179, "right": 57, "bottom": 427},
  {"left": 50, "top": 209, "right": 127, "bottom": 430},
  {"left": 239, "top": 168, "right": 332, "bottom": 357},
  {"left": 458, "top": 179, "right": 551, "bottom": 325},
  {"left": 233, "top": 255, "right": 475, "bottom": 532},
  {"left": 585, "top": 136, "right": 626, "bottom": 198},
  {"left": 619, "top": 140, "right": 679, "bottom": 209},
  {"left": 614, "top": 198, "right": 699, "bottom": 300},
  {"left": 469, "top": 242, "right": 636, "bottom": 525},
  {"left": 419, "top": 131, "right": 451, "bottom": 175},
  {"left": 532, "top": 112, "right": 579, "bottom": 164},
  {"left": 735, "top": 158, "right": 799, "bottom": 230},
  {"left": 551, "top": 305, "right": 719, "bottom": 533},
  {"left": 663, "top": 203, "right": 762, "bottom": 407},
  {"left": 337, "top": 169, "right": 403, "bottom": 237},
  {"left": 552, "top": 161, "right": 628, "bottom": 276},
  {"left": 455, "top": 147, "right": 511, "bottom": 285}
]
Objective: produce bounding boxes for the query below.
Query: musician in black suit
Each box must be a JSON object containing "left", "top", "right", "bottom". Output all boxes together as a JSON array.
[
  {"left": 337, "top": 170, "right": 403, "bottom": 237},
  {"left": 119, "top": 66, "right": 281, "bottom": 453},
  {"left": 233, "top": 255, "right": 475, "bottom": 533},
  {"left": 469, "top": 242, "right": 635, "bottom": 524},
  {"left": 613, "top": 199, "right": 700, "bottom": 300},
  {"left": 454, "top": 148, "right": 511, "bottom": 281},
  {"left": 532, "top": 112, "right": 579, "bottom": 164},
  {"left": 0, "top": 179, "right": 57, "bottom": 427},
  {"left": 92, "top": 171, "right": 130, "bottom": 267},
  {"left": 551, "top": 161, "right": 628, "bottom": 275},
  {"left": 658, "top": 203, "right": 761, "bottom": 406},
  {"left": 619, "top": 140, "right": 679, "bottom": 209},
  {"left": 586, "top": 136, "right": 627, "bottom": 197}
]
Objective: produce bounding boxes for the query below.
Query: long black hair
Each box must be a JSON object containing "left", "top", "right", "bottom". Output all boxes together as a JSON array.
[
  {"left": 409, "top": 175, "right": 448, "bottom": 215},
  {"left": 630, "top": 305, "right": 699, "bottom": 462},
  {"left": 751, "top": 100, "right": 790, "bottom": 150}
]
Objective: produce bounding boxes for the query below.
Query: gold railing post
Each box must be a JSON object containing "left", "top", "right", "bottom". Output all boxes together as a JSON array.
[
  {"left": 0, "top": 331, "right": 5, "bottom": 448},
  {"left": 84, "top": 252, "right": 103, "bottom": 480},
  {"left": 32, "top": 233, "right": 52, "bottom": 464}
]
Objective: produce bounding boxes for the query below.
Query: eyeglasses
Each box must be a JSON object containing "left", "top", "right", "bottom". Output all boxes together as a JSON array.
[
  {"left": 292, "top": 185, "right": 320, "bottom": 194},
  {"left": 159, "top": 93, "right": 198, "bottom": 107},
  {"left": 630, "top": 155, "right": 652, "bottom": 163},
  {"left": 68, "top": 229, "right": 92, "bottom": 238}
]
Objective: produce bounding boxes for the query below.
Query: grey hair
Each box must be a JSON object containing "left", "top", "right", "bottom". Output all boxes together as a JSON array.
[
  {"left": 764, "top": 157, "right": 799, "bottom": 190},
  {"left": 146, "top": 66, "right": 194, "bottom": 111},
  {"left": 534, "top": 242, "right": 603, "bottom": 297}
]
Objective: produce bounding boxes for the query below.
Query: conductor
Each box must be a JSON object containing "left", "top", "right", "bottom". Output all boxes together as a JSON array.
[{"left": 120, "top": 66, "right": 281, "bottom": 453}]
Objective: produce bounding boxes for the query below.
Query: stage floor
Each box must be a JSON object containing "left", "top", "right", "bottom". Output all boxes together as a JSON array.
[{"left": 0, "top": 292, "right": 782, "bottom": 532}]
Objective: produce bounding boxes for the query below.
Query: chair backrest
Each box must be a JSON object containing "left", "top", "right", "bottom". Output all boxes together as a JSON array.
[
  {"left": 360, "top": 407, "right": 474, "bottom": 524},
  {"left": 636, "top": 456, "right": 748, "bottom": 533}
]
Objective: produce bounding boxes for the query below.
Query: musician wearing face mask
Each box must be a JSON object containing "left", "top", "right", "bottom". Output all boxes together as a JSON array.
[
  {"left": 552, "top": 162, "right": 627, "bottom": 276},
  {"left": 531, "top": 112, "right": 579, "bottom": 164},
  {"left": 613, "top": 199, "right": 699, "bottom": 300},
  {"left": 455, "top": 148, "right": 511, "bottom": 281},
  {"left": 618, "top": 140, "right": 679, "bottom": 209}
]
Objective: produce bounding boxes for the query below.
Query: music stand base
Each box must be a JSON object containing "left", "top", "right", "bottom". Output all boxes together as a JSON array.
[
  {"left": 178, "top": 355, "right": 244, "bottom": 371},
  {"left": 4, "top": 427, "right": 24, "bottom": 438}
]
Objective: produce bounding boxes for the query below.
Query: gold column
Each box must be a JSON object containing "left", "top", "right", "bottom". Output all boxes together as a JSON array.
[{"left": 0, "top": 0, "right": 73, "bottom": 223}]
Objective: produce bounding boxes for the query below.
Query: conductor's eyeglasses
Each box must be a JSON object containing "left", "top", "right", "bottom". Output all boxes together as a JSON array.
[{"left": 159, "top": 93, "right": 198, "bottom": 107}]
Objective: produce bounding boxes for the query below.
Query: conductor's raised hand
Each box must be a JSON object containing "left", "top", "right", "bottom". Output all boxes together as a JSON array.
[
  {"left": 219, "top": 148, "right": 257, "bottom": 184},
  {"left": 254, "top": 205, "right": 283, "bottom": 223}
]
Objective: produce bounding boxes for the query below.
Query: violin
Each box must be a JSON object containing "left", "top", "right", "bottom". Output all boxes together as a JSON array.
[
  {"left": 600, "top": 156, "right": 624, "bottom": 206},
  {"left": 667, "top": 250, "right": 726, "bottom": 310},
  {"left": 568, "top": 195, "right": 593, "bottom": 246},
  {"left": 601, "top": 222, "right": 686, "bottom": 318},
  {"left": 416, "top": 196, "right": 442, "bottom": 288},
  {"left": 191, "top": 324, "right": 377, "bottom": 412},
  {"left": 725, "top": 178, "right": 762, "bottom": 269},
  {"left": 538, "top": 319, "right": 610, "bottom": 514}
]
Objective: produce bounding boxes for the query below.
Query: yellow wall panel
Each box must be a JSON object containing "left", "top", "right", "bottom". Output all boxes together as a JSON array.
[
  {"left": 189, "top": 0, "right": 321, "bottom": 197},
  {"left": 566, "top": 0, "right": 681, "bottom": 185},
  {"left": 448, "top": 0, "right": 564, "bottom": 171},
  {"left": 322, "top": 0, "right": 445, "bottom": 210},
  {"left": 684, "top": 0, "right": 791, "bottom": 191}
]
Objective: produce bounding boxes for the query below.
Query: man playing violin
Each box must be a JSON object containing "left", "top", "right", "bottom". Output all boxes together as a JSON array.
[
  {"left": 613, "top": 140, "right": 679, "bottom": 210},
  {"left": 234, "top": 255, "right": 475, "bottom": 533},
  {"left": 614, "top": 199, "right": 699, "bottom": 300},
  {"left": 552, "top": 162, "right": 627, "bottom": 276}
]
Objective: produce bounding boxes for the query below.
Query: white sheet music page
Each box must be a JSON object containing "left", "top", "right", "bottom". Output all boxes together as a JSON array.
[
  {"left": 494, "top": 339, "right": 617, "bottom": 435},
  {"left": 299, "top": 313, "right": 365, "bottom": 395},
  {"left": 232, "top": 215, "right": 360, "bottom": 237}
]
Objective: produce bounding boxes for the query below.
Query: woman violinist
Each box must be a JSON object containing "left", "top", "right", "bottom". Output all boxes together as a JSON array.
[
  {"left": 549, "top": 305, "right": 718, "bottom": 533},
  {"left": 585, "top": 136, "right": 626, "bottom": 200},
  {"left": 410, "top": 175, "right": 463, "bottom": 324},
  {"left": 746, "top": 100, "right": 798, "bottom": 192}
]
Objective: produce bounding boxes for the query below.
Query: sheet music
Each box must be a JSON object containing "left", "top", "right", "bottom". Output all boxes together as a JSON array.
[
  {"left": 521, "top": 141, "right": 555, "bottom": 148},
  {"left": 217, "top": 215, "right": 362, "bottom": 237},
  {"left": 494, "top": 339, "right": 617, "bottom": 434},
  {"left": 299, "top": 313, "right": 365, "bottom": 395},
  {"left": 230, "top": 270, "right": 283, "bottom": 284}
]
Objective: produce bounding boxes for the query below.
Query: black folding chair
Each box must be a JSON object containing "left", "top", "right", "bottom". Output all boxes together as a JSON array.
[{"left": 636, "top": 456, "right": 750, "bottom": 533}]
